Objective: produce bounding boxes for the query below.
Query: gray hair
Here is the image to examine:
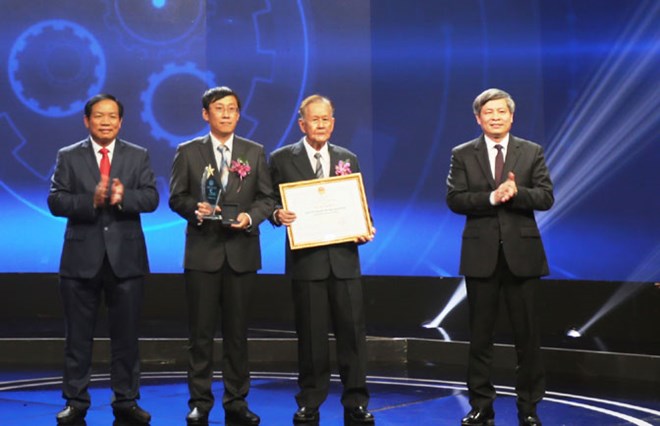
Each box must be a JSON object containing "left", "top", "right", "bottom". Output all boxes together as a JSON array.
[
  {"left": 298, "top": 94, "right": 334, "bottom": 120},
  {"left": 472, "top": 88, "right": 515, "bottom": 115}
]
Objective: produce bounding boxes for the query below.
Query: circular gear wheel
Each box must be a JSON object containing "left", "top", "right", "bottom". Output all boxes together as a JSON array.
[
  {"left": 8, "top": 19, "right": 106, "bottom": 117},
  {"left": 140, "top": 62, "right": 216, "bottom": 146}
]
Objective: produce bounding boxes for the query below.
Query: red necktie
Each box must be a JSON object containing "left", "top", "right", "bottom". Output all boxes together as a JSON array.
[
  {"left": 494, "top": 145, "right": 504, "bottom": 185},
  {"left": 99, "top": 148, "right": 111, "bottom": 177}
]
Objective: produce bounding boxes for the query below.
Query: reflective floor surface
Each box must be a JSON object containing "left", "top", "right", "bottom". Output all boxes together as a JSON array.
[{"left": 1, "top": 368, "right": 659, "bottom": 425}]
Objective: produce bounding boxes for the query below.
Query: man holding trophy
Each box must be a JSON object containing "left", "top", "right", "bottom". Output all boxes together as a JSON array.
[{"left": 169, "top": 86, "right": 274, "bottom": 426}]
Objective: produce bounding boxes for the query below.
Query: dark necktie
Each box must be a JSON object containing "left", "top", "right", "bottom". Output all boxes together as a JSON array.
[
  {"left": 314, "top": 152, "right": 323, "bottom": 178},
  {"left": 494, "top": 144, "right": 504, "bottom": 185},
  {"left": 218, "top": 145, "right": 229, "bottom": 189},
  {"left": 99, "top": 148, "right": 110, "bottom": 178}
]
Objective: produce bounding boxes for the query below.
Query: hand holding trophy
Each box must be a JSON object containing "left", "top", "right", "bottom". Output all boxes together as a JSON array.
[
  {"left": 200, "top": 164, "right": 222, "bottom": 221},
  {"left": 198, "top": 163, "right": 239, "bottom": 225}
]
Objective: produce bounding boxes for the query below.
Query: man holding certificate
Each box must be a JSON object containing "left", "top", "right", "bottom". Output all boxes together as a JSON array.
[
  {"left": 269, "top": 95, "right": 376, "bottom": 425},
  {"left": 169, "top": 87, "right": 274, "bottom": 426}
]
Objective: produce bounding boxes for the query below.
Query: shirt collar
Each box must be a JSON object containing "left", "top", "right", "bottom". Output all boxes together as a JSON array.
[
  {"left": 484, "top": 133, "right": 509, "bottom": 151},
  {"left": 90, "top": 137, "right": 116, "bottom": 153},
  {"left": 210, "top": 133, "right": 234, "bottom": 153},
  {"left": 303, "top": 138, "right": 329, "bottom": 158}
]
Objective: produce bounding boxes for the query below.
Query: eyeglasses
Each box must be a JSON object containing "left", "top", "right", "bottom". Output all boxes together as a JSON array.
[{"left": 213, "top": 106, "right": 239, "bottom": 116}]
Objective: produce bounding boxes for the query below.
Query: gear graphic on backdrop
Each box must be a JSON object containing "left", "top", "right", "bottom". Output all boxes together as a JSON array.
[
  {"left": 8, "top": 19, "right": 106, "bottom": 117},
  {"left": 140, "top": 62, "right": 217, "bottom": 147},
  {"left": 102, "top": 0, "right": 207, "bottom": 58},
  {"left": 203, "top": 0, "right": 310, "bottom": 149},
  {"left": 0, "top": 1, "right": 311, "bottom": 274}
]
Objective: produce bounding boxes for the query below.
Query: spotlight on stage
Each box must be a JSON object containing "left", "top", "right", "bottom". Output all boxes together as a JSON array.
[
  {"left": 566, "top": 327, "right": 582, "bottom": 339},
  {"left": 422, "top": 278, "right": 467, "bottom": 333}
]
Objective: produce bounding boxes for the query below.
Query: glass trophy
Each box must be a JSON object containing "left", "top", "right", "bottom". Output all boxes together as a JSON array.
[{"left": 201, "top": 165, "right": 222, "bottom": 220}]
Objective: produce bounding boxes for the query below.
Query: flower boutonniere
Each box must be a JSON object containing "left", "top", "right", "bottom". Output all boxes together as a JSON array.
[
  {"left": 229, "top": 158, "right": 251, "bottom": 180},
  {"left": 229, "top": 158, "right": 251, "bottom": 192},
  {"left": 334, "top": 160, "right": 352, "bottom": 176}
]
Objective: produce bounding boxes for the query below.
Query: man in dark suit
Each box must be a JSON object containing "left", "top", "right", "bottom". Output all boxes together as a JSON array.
[
  {"left": 446, "top": 88, "right": 554, "bottom": 426},
  {"left": 48, "top": 94, "right": 158, "bottom": 425},
  {"left": 169, "top": 86, "right": 274, "bottom": 426},
  {"left": 269, "top": 94, "right": 376, "bottom": 425}
]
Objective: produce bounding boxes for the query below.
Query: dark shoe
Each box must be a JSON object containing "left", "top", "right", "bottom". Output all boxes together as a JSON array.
[
  {"left": 225, "top": 406, "right": 260, "bottom": 425},
  {"left": 56, "top": 406, "right": 87, "bottom": 425},
  {"left": 186, "top": 407, "right": 209, "bottom": 425},
  {"left": 519, "top": 413, "right": 542, "bottom": 426},
  {"left": 293, "top": 406, "right": 320, "bottom": 423},
  {"left": 112, "top": 404, "right": 151, "bottom": 424},
  {"left": 344, "top": 406, "right": 375, "bottom": 424},
  {"left": 461, "top": 407, "right": 495, "bottom": 426}
]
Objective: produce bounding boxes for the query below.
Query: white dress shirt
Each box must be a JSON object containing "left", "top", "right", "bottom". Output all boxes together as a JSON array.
[
  {"left": 91, "top": 138, "right": 116, "bottom": 168},
  {"left": 303, "top": 138, "right": 330, "bottom": 178}
]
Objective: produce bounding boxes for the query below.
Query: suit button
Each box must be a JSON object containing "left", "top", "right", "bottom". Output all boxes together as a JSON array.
[{"left": 104, "top": 227, "right": 109, "bottom": 231}]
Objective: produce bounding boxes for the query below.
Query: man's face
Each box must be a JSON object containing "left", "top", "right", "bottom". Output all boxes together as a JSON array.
[
  {"left": 84, "top": 99, "right": 122, "bottom": 146},
  {"left": 476, "top": 98, "right": 513, "bottom": 141},
  {"left": 203, "top": 95, "right": 240, "bottom": 140},
  {"left": 298, "top": 101, "right": 335, "bottom": 148}
]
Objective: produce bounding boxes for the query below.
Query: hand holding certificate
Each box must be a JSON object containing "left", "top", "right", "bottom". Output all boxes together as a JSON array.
[{"left": 279, "top": 173, "right": 373, "bottom": 250}]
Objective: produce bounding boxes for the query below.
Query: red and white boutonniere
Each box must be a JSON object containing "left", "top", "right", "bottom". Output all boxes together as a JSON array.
[{"left": 334, "top": 160, "right": 352, "bottom": 176}]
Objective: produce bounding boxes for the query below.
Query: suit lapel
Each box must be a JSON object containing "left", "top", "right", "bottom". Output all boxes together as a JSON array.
[
  {"left": 224, "top": 137, "right": 244, "bottom": 195},
  {"left": 328, "top": 144, "right": 339, "bottom": 177},
  {"left": 197, "top": 136, "right": 222, "bottom": 188},
  {"left": 110, "top": 139, "right": 126, "bottom": 180},
  {"left": 81, "top": 139, "right": 101, "bottom": 180},
  {"left": 473, "top": 137, "right": 497, "bottom": 189},
  {"left": 291, "top": 139, "right": 316, "bottom": 180},
  {"left": 503, "top": 135, "right": 521, "bottom": 179}
]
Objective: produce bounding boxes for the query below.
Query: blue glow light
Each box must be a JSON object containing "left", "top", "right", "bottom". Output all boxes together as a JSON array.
[
  {"left": 152, "top": 0, "right": 166, "bottom": 9},
  {"left": 538, "top": 1, "right": 659, "bottom": 233}
]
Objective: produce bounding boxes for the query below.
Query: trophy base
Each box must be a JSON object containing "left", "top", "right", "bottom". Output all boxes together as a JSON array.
[{"left": 202, "top": 214, "right": 223, "bottom": 221}]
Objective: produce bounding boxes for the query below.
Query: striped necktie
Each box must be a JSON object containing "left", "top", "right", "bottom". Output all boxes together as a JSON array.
[
  {"left": 314, "top": 152, "right": 323, "bottom": 178},
  {"left": 218, "top": 145, "right": 230, "bottom": 189}
]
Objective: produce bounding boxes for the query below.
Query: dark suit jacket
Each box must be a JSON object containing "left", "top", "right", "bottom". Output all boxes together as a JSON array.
[
  {"left": 269, "top": 139, "right": 362, "bottom": 280},
  {"left": 169, "top": 135, "right": 274, "bottom": 273},
  {"left": 446, "top": 135, "right": 554, "bottom": 278},
  {"left": 48, "top": 138, "right": 159, "bottom": 279}
]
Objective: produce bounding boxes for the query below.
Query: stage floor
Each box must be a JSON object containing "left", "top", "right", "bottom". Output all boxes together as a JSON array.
[{"left": 1, "top": 366, "right": 658, "bottom": 425}]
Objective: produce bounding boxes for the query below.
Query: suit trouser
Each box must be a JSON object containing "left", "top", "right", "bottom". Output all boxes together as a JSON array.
[
  {"left": 59, "top": 258, "right": 144, "bottom": 410},
  {"left": 185, "top": 265, "right": 254, "bottom": 412},
  {"left": 465, "top": 249, "right": 545, "bottom": 415},
  {"left": 292, "top": 276, "right": 370, "bottom": 409}
]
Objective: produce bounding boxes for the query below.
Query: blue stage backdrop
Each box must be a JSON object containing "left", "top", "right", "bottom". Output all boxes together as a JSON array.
[{"left": 0, "top": 0, "right": 658, "bottom": 281}]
